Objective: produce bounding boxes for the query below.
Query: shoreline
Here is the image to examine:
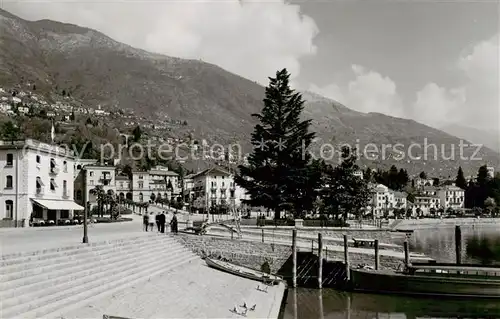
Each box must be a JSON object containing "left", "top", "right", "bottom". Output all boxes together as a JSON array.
[{"left": 392, "top": 217, "right": 500, "bottom": 231}]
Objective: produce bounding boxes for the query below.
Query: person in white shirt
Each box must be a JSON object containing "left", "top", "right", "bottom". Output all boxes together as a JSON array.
[{"left": 148, "top": 212, "right": 155, "bottom": 231}]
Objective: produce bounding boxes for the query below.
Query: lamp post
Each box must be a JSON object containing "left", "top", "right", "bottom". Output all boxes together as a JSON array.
[{"left": 83, "top": 201, "right": 89, "bottom": 243}]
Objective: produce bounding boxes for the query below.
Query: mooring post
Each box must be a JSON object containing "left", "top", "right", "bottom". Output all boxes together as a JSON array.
[
  {"left": 311, "top": 239, "right": 314, "bottom": 252},
  {"left": 455, "top": 225, "right": 462, "bottom": 265},
  {"left": 292, "top": 229, "right": 297, "bottom": 288},
  {"left": 261, "top": 228, "right": 264, "bottom": 243},
  {"left": 404, "top": 240, "right": 410, "bottom": 267},
  {"left": 374, "top": 239, "right": 379, "bottom": 270},
  {"left": 318, "top": 233, "right": 323, "bottom": 289},
  {"left": 343, "top": 234, "right": 350, "bottom": 281}
]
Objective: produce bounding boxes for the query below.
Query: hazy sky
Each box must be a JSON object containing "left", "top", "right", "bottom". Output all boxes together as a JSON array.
[{"left": 2, "top": 0, "right": 499, "bottom": 131}]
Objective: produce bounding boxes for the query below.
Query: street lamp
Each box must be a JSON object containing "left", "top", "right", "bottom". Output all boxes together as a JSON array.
[{"left": 83, "top": 201, "right": 90, "bottom": 243}]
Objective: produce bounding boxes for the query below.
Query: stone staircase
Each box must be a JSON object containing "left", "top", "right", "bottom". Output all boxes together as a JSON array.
[{"left": 0, "top": 233, "right": 198, "bottom": 319}]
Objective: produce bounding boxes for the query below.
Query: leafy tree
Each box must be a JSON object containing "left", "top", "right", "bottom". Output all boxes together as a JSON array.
[
  {"left": 387, "top": 165, "right": 399, "bottom": 190},
  {"left": 477, "top": 165, "right": 490, "bottom": 187},
  {"left": 456, "top": 166, "right": 467, "bottom": 189},
  {"left": 321, "top": 147, "right": 371, "bottom": 221},
  {"left": 484, "top": 197, "right": 496, "bottom": 215},
  {"left": 397, "top": 169, "right": 409, "bottom": 190},
  {"left": 69, "top": 111, "right": 76, "bottom": 121},
  {"left": 364, "top": 167, "right": 373, "bottom": 182},
  {"left": 432, "top": 178, "right": 440, "bottom": 186},
  {"left": 419, "top": 171, "right": 427, "bottom": 179},
  {"left": 0, "top": 121, "right": 21, "bottom": 141},
  {"left": 32, "top": 84, "right": 36, "bottom": 91},
  {"left": 235, "top": 68, "right": 320, "bottom": 219}
]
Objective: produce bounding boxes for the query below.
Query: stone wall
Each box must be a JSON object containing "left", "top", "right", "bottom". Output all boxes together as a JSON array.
[{"left": 175, "top": 233, "right": 292, "bottom": 273}]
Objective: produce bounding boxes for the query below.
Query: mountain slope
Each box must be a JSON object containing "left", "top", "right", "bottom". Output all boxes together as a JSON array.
[
  {"left": 0, "top": 9, "right": 498, "bottom": 177},
  {"left": 439, "top": 124, "right": 499, "bottom": 153}
]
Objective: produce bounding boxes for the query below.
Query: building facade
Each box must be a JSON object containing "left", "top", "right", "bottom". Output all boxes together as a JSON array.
[
  {"left": 191, "top": 167, "right": 248, "bottom": 212},
  {"left": 438, "top": 185, "right": 465, "bottom": 210},
  {"left": 0, "top": 139, "right": 83, "bottom": 227}
]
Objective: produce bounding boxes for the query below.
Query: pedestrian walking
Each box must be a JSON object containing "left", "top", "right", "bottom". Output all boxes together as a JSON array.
[
  {"left": 155, "top": 213, "right": 161, "bottom": 232},
  {"left": 170, "top": 213, "right": 178, "bottom": 234},
  {"left": 148, "top": 212, "right": 155, "bottom": 231},
  {"left": 143, "top": 213, "right": 148, "bottom": 232},
  {"left": 159, "top": 212, "right": 166, "bottom": 233}
]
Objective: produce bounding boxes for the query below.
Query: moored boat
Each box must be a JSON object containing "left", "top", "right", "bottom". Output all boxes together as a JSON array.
[
  {"left": 205, "top": 257, "right": 283, "bottom": 284},
  {"left": 350, "top": 263, "right": 500, "bottom": 298}
]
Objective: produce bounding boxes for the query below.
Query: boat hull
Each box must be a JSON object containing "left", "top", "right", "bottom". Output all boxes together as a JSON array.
[
  {"left": 350, "top": 269, "right": 500, "bottom": 299},
  {"left": 205, "top": 258, "right": 282, "bottom": 284}
]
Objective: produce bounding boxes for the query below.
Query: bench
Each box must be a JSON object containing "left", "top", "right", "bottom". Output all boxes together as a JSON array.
[{"left": 352, "top": 238, "right": 376, "bottom": 247}]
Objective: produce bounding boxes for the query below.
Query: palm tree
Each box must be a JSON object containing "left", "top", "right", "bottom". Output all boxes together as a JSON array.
[{"left": 90, "top": 185, "right": 106, "bottom": 218}]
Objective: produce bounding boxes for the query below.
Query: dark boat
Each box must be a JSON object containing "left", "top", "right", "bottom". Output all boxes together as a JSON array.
[
  {"left": 350, "top": 263, "right": 500, "bottom": 298},
  {"left": 205, "top": 257, "right": 283, "bottom": 284}
]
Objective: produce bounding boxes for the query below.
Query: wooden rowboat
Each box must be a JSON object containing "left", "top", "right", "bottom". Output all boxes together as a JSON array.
[{"left": 205, "top": 257, "right": 282, "bottom": 284}]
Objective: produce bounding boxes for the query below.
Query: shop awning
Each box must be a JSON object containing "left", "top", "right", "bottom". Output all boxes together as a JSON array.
[{"left": 31, "top": 199, "right": 84, "bottom": 210}]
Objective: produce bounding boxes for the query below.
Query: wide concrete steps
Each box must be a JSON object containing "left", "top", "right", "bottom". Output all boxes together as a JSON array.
[{"left": 0, "top": 233, "right": 199, "bottom": 319}]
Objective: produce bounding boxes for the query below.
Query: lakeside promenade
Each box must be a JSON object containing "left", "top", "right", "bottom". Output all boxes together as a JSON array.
[{"left": 0, "top": 216, "right": 286, "bottom": 319}]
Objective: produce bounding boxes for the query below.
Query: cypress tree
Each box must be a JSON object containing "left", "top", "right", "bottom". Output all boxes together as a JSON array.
[
  {"left": 235, "top": 69, "right": 319, "bottom": 220},
  {"left": 455, "top": 166, "right": 467, "bottom": 189}
]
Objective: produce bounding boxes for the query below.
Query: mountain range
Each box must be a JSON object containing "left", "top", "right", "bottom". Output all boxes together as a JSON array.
[{"left": 0, "top": 8, "right": 498, "bottom": 177}]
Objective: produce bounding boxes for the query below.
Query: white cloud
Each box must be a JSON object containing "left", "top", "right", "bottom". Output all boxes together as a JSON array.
[
  {"left": 309, "top": 64, "right": 404, "bottom": 116},
  {"left": 413, "top": 84, "right": 466, "bottom": 127},
  {"left": 414, "top": 33, "right": 499, "bottom": 130},
  {"left": 3, "top": 0, "right": 318, "bottom": 84}
]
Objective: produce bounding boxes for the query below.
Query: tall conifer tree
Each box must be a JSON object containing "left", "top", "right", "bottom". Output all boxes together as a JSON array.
[{"left": 235, "top": 69, "right": 319, "bottom": 219}]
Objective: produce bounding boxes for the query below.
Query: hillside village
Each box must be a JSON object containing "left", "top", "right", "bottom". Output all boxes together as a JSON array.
[{"left": 1, "top": 78, "right": 499, "bottom": 228}]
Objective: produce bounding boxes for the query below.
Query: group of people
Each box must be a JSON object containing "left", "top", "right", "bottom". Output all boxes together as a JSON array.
[{"left": 143, "top": 211, "right": 178, "bottom": 233}]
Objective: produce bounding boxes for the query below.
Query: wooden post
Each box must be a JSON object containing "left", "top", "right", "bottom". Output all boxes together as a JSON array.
[
  {"left": 318, "top": 233, "right": 323, "bottom": 289},
  {"left": 404, "top": 240, "right": 410, "bottom": 267},
  {"left": 343, "top": 235, "right": 350, "bottom": 281},
  {"left": 261, "top": 228, "right": 264, "bottom": 243},
  {"left": 292, "top": 229, "right": 297, "bottom": 288},
  {"left": 374, "top": 239, "right": 380, "bottom": 270},
  {"left": 311, "top": 239, "right": 314, "bottom": 252},
  {"left": 455, "top": 225, "right": 462, "bottom": 265}
]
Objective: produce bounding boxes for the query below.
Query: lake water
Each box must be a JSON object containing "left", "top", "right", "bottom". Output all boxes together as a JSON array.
[{"left": 281, "top": 225, "right": 500, "bottom": 319}]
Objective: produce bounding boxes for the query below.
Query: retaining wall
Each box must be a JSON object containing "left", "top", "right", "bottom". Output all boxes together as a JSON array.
[{"left": 175, "top": 233, "right": 292, "bottom": 273}]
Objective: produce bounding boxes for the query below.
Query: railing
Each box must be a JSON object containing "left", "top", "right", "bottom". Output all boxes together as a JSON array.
[
  {"left": 36, "top": 188, "right": 44, "bottom": 196},
  {"left": 50, "top": 166, "right": 59, "bottom": 175}
]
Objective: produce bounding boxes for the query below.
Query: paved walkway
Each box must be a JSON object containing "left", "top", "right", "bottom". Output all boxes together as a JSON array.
[
  {"left": 0, "top": 215, "right": 146, "bottom": 255},
  {"left": 61, "top": 259, "right": 286, "bottom": 319}
]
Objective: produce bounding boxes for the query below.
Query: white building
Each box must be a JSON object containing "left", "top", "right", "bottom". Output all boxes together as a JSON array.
[
  {"left": 191, "top": 167, "right": 248, "bottom": 212},
  {"left": 412, "top": 195, "right": 440, "bottom": 215},
  {"left": 487, "top": 166, "right": 495, "bottom": 178},
  {"left": 369, "top": 184, "right": 395, "bottom": 217},
  {"left": 438, "top": 185, "right": 465, "bottom": 210},
  {"left": 0, "top": 139, "right": 83, "bottom": 227}
]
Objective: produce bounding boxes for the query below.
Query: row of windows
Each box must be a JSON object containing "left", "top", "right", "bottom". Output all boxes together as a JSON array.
[{"left": 5, "top": 153, "right": 69, "bottom": 172}]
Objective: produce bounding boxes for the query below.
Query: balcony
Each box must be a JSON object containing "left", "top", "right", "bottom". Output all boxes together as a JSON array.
[
  {"left": 62, "top": 190, "right": 69, "bottom": 199},
  {"left": 35, "top": 187, "right": 44, "bottom": 197}
]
